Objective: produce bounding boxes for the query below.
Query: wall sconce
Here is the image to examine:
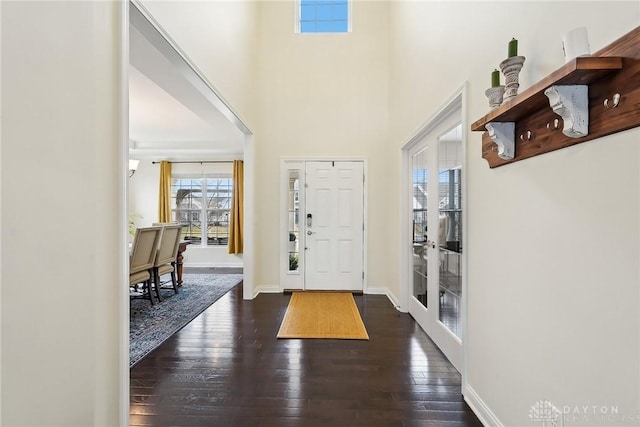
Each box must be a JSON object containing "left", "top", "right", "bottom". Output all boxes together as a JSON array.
[{"left": 129, "top": 159, "right": 140, "bottom": 177}]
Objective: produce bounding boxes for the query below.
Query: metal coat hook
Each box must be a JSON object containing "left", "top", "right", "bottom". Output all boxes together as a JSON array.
[
  {"left": 520, "top": 130, "right": 533, "bottom": 142},
  {"left": 604, "top": 93, "right": 621, "bottom": 109},
  {"left": 547, "top": 119, "right": 560, "bottom": 130}
]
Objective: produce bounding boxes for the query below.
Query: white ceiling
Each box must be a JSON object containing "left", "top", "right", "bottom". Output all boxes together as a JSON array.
[
  {"left": 128, "top": 6, "right": 246, "bottom": 161},
  {"left": 129, "top": 66, "right": 220, "bottom": 143}
]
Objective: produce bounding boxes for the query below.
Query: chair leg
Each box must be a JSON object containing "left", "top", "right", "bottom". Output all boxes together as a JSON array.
[
  {"left": 145, "top": 279, "right": 154, "bottom": 306},
  {"left": 170, "top": 269, "right": 178, "bottom": 294},
  {"left": 154, "top": 269, "right": 163, "bottom": 302}
]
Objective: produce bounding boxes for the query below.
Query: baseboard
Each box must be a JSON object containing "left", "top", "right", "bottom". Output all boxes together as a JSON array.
[
  {"left": 464, "top": 384, "right": 503, "bottom": 427},
  {"left": 184, "top": 262, "right": 243, "bottom": 268},
  {"left": 282, "top": 289, "right": 361, "bottom": 294},
  {"left": 365, "top": 286, "right": 388, "bottom": 295},
  {"left": 385, "top": 289, "right": 401, "bottom": 311},
  {"left": 366, "top": 286, "right": 402, "bottom": 311},
  {"left": 254, "top": 284, "right": 281, "bottom": 295}
]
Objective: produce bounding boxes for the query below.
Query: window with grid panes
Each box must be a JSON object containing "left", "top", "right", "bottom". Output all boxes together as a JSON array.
[
  {"left": 299, "top": 0, "right": 349, "bottom": 33},
  {"left": 412, "top": 167, "right": 428, "bottom": 243},
  {"left": 171, "top": 177, "right": 233, "bottom": 246},
  {"left": 288, "top": 171, "right": 300, "bottom": 271}
]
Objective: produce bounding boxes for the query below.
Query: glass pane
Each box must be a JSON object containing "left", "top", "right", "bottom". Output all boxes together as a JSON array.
[
  {"left": 179, "top": 211, "right": 201, "bottom": 244},
  {"left": 288, "top": 170, "right": 301, "bottom": 272},
  {"left": 300, "top": 21, "right": 315, "bottom": 33},
  {"left": 437, "top": 124, "right": 463, "bottom": 338},
  {"left": 332, "top": 2, "right": 348, "bottom": 20},
  {"left": 315, "top": 4, "right": 331, "bottom": 20},
  {"left": 315, "top": 20, "right": 332, "bottom": 32},
  {"left": 207, "top": 210, "right": 229, "bottom": 245},
  {"left": 412, "top": 148, "right": 428, "bottom": 308},
  {"left": 206, "top": 178, "right": 232, "bottom": 246},
  {"left": 172, "top": 178, "right": 203, "bottom": 243},
  {"left": 330, "top": 20, "right": 348, "bottom": 32},
  {"left": 300, "top": 4, "right": 315, "bottom": 20}
]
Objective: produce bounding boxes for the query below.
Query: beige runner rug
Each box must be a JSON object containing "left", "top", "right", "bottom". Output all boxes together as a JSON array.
[{"left": 277, "top": 292, "right": 369, "bottom": 340}]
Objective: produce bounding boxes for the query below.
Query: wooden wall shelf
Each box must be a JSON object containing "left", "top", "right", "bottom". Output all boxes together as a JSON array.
[
  {"left": 471, "top": 57, "right": 622, "bottom": 131},
  {"left": 471, "top": 26, "right": 640, "bottom": 168}
]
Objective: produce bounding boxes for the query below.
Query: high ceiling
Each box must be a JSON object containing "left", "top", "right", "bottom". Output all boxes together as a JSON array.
[{"left": 128, "top": 4, "right": 246, "bottom": 161}]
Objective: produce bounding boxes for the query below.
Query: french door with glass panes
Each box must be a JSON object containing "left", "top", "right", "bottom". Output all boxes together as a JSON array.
[{"left": 410, "top": 117, "right": 464, "bottom": 371}]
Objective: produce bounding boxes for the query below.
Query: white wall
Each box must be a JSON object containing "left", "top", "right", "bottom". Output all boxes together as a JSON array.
[
  {"left": 134, "top": 0, "right": 258, "bottom": 273},
  {"left": 0, "top": 2, "right": 4, "bottom": 421},
  {"left": 389, "top": 2, "right": 639, "bottom": 426},
  {"left": 254, "top": 0, "right": 394, "bottom": 296},
  {"left": 140, "top": 0, "right": 258, "bottom": 128},
  {"left": 1, "top": 1, "right": 124, "bottom": 425},
  {"left": 129, "top": 160, "right": 243, "bottom": 267},
  {"left": 4, "top": 2, "right": 634, "bottom": 425}
]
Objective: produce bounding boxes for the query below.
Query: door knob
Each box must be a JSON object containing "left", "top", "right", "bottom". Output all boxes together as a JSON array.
[{"left": 307, "top": 230, "right": 315, "bottom": 235}]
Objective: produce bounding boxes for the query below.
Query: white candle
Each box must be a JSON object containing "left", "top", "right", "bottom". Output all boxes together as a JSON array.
[{"left": 562, "top": 27, "right": 590, "bottom": 63}]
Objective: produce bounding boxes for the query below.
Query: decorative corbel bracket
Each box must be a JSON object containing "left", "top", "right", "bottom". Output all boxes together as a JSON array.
[
  {"left": 544, "top": 85, "right": 589, "bottom": 138},
  {"left": 485, "top": 122, "right": 515, "bottom": 160}
]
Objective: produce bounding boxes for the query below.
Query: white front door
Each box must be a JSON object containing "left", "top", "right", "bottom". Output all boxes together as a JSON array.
[{"left": 305, "top": 161, "right": 364, "bottom": 291}]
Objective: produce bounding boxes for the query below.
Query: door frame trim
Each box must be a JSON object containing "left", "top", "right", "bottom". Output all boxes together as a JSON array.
[
  {"left": 399, "top": 82, "right": 469, "bottom": 380},
  {"left": 280, "top": 158, "right": 368, "bottom": 293},
  {"left": 118, "top": 2, "right": 130, "bottom": 424}
]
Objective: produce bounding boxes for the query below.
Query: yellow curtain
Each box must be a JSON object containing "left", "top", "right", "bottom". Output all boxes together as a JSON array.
[
  {"left": 228, "top": 160, "right": 244, "bottom": 254},
  {"left": 158, "top": 160, "right": 172, "bottom": 222}
]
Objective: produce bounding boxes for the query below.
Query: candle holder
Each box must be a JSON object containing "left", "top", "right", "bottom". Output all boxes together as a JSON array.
[
  {"left": 499, "top": 55, "right": 526, "bottom": 103},
  {"left": 485, "top": 86, "right": 505, "bottom": 109}
]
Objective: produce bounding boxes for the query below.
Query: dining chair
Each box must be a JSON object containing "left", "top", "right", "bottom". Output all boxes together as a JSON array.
[
  {"left": 153, "top": 224, "right": 183, "bottom": 300},
  {"left": 130, "top": 226, "right": 163, "bottom": 305}
]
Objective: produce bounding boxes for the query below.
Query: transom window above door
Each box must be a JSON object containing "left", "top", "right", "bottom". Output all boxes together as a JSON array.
[{"left": 298, "top": 0, "right": 350, "bottom": 33}]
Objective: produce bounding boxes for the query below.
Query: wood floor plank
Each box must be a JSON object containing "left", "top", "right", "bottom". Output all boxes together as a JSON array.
[{"left": 130, "top": 284, "right": 482, "bottom": 426}]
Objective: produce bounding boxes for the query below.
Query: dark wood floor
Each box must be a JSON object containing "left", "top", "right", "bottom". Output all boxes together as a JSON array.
[{"left": 130, "top": 285, "right": 482, "bottom": 426}]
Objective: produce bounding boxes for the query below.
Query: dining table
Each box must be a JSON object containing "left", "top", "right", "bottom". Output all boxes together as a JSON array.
[{"left": 176, "top": 241, "right": 191, "bottom": 286}]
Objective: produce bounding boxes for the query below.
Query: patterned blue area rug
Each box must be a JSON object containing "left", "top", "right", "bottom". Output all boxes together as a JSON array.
[{"left": 129, "top": 273, "right": 243, "bottom": 367}]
